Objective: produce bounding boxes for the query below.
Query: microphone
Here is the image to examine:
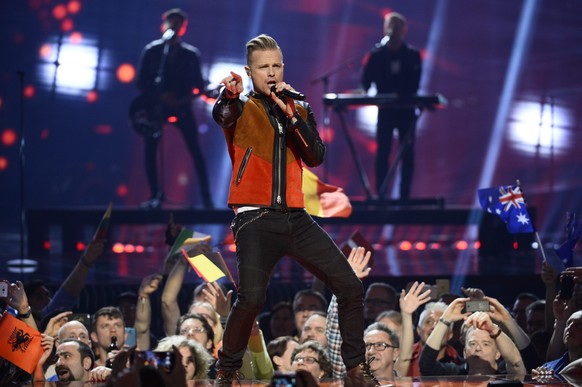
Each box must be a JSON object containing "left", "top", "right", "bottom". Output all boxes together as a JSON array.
[
  {"left": 270, "top": 85, "right": 306, "bottom": 101},
  {"left": 162, "top": 29, "right": 175, "bottom": 41},
  {"left": 376, "top": 35, "right": 390, "bottom": 48}
]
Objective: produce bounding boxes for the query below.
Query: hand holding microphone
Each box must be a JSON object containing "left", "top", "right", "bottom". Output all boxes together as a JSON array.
[{"left": 270, "top": 85, "right": 305, "bottom": 101}]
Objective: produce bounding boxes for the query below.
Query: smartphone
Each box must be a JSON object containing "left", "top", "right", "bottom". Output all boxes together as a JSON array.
[
  {"left": 465, "top": 300, "right": 490, "bottom": 313},
  {"left": 0, "top": 282, "right": 7, "bottom": 298},
  {"left": 125, "top": 327, "right": 136, "bottom": 347},
  {"left": 69, "top": 313, "right": 91, "bottom": 325},
  {"left": 134, "top": 351, "right": 175, "bottom": 373},
  {"left": 271, "top": 373, "right": 296, "bottom": 387},
  {"left": 560, "top": 275, "right": 574, "bottom": 300}
]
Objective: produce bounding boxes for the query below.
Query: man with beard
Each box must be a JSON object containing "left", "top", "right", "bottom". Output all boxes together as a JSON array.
[{"left": 54, "top": 339, "right": 94, "bottom": 383}]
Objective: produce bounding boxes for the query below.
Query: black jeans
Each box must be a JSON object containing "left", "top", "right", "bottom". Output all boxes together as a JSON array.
[{"left": 218, "top": 209, "right": 365, "bottom": 372}]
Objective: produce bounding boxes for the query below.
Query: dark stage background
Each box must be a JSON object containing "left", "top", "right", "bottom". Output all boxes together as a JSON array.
[{"left": 1, "top": 0, "right": 581, "bottom": 303}]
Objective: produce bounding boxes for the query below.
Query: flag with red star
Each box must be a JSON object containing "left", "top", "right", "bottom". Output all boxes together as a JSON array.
[{"left": 478, "top": 185, "right": 535, "bottom": 234}]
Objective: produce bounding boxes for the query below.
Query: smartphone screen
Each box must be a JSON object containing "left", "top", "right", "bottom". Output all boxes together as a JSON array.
[
  {"left": 125, "top": 327, "right": 137, "bottom": 347},
  {"left": 560, "top": 275, "right": 574, "bottom": 300},
  {"left": 135, "top": 351, "right": 175, "bottom": 373}
]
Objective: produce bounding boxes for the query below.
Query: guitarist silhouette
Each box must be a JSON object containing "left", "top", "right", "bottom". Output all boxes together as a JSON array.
[{"left": 133, "top": 8, "right": 213, "bottom": 209}]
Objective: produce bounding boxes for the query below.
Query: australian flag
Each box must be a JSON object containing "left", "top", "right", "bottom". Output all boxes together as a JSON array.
[{"left": 478, "top": 185, "right": 535, "bottom": 234}]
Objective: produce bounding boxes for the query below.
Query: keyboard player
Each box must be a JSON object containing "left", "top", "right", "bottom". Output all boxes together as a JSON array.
[{"left": 361, "top": 11, "right": 422, "bottom": 200}]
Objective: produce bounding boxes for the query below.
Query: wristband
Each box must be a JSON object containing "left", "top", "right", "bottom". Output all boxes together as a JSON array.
[
  {"left": 18, "top": 306, "right": 32, "bottom": 319},
  {"left": 489, "top": 326, "right": 502, "bottom": 339},
  {"left": 439, "top": 317, "right": 452, "bottom": 327}
]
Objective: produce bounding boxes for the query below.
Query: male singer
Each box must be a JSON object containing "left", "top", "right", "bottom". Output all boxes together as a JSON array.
[{"left": 211, "top": 34, "right": 378, "bottom": 386}]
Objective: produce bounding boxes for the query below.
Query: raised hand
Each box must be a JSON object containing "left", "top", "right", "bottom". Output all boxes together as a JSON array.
[
  {"left": 221, "top": 71, "right": 244, "bottom": 98},
  {"left": 82, "top": 239, "right": 105, "bottom": 267},
  {"left": 400, "top": 281, "right": 431, "bottom": 315},
  {"left": 202, "top": 282, "right": 233, "bottom": 318},
  {"left": 139, "top": 273, "right": 163, "bottom": 297},
  {"left": 484, "top": 296, "right": 511, "bottom": 323},
  {"left": 346, "top": 246, "right": 372, "bottom": 279},
  {"left": 44, "top": 311, "right": 73, "bottom": 337}
]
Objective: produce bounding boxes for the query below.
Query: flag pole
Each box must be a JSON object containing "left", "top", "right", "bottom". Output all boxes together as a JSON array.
[{"left": 516, "top": 179, "right": 548, "bottom": 262}]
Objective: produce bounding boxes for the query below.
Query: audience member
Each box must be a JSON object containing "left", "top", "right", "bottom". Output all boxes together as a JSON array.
[
  {"left": 116, "top": 291, "right": 138, "bottom": 328},
  {"left": 90, "top": 306, "right": 127, "bottom": 367},
  {"left": 300, "top": 312, "right": 327, "bottom": 347},
  {"left": 364, "top": 283, "right": 398, "bottom": 324},
  {"left": 155, "top": 335, "right": 213, "bottom": 381},
  {"left": 291, "top": 341, "right": 332, "bottom": 383},
  {"left": 364, "top": 322, "right": 400, "bottom": 383},
  {"left": 292, "top": 289, "right": 328, "bottom": 336},
  {"left": 161, "top": 241, "right": 212, "bottom": 336},
  {"left": 396, "top": 281, "right": 434, "bottom": 377},
  {"left": 54, "top": 339, "right": 110, "bottom": 383},
  {"left": 266, "top": 301, "right": 296, "bottom": 342},
  {"left": 405, "top": 300, "right": 462, "bottom": 377},
  {"left": 534, "top": 310, "right": 582, "bottom": 375},
  {"left": 526, "top": 299, "right": 547, "bottom": 336},
  {"left": 511, "top": 292, "right": 539, "bottom": 332},
  {"left": 267, "top": 336, "right": 299, "bottom": 373},
  {"left": 375, "top": 310, "right": 403, "bottom": 341},
  {"left": 420, "top": 298, "right": 526, "bottom": 375}
]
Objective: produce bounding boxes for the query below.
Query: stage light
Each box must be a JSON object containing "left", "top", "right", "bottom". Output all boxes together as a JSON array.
[
  {"left": 67, "top": 0, "right": 81, "bottom": 14},
  {"left": 0, "top": 157, "right": 8, "bottom": 170},
  {"left": 61, "top": 19, "right": 74, "bottom": 32},
  {"left": 76, "top": 241, "right": 86, "bottom": 251},
  {"left": 69, "top": 32, "right": 82, "bottom": 44},
  {"left": 40, "top": 44, "right": 52, "bottom": 59},
  {"left": 116, "top": 63, "right": 135, "bottom": 83},
  {"left": 112, "top": 243, "right": 124, "bottom": 253},
  {"left": 7, "top": 259, "right": 38, "bottom": 274},
  {"left": 86, "top": 90, "right": 98, "bottom": 103},
  {"left": 167, "top": 116, "right": 177, "bottom": 123},
  {"left": 94, "top": 124, "right": 111, "bottom": 135},
  {"left": 116, "top": 184, "right": 128, "bottom": 197},
  {"left": 428, "top": 242, "right": 441, "bottom": 250},
  {"left": 2, "top": 129, "right": 17, "bottom": 146},
  {"left": 135, "top": 245, "right": 145, "bottom": 253},
  {"left": 455, "top": 240, "right": 468, "bottom": 250},
  {"left": 509, "top": 100, "right": 571, "bottom": 157},
  {"left": 227, "top": 243, "right": 236, "bottom": 253},
  {"left": 38, "top": 37, "right": 110, "bottom": 96},
  {"left": 473, "top": 241, "right": 481, "bottom": 249},
  {"left": 52, "top": 4, "right": 67, "bottom": 20},
  {"left": 415, "top": 242, "right": 427, "bottom": 251},
  {"left": 124, "top": 244, "right": 135, "bottom": 253},
  {"left": 24, "top": 85, "right": 35, "bottom": 98},
  {"left": 399, "top": 240, "right": 412, "bottom": 251},
  {"left": 513, "top": 241, "right": 519, "bottom": 250},
  {"left": 43, "top": 240, "right": 51, "bottom": 251},
  {"left": 531, "top": 241, "right": 539, "bottom": 249}
]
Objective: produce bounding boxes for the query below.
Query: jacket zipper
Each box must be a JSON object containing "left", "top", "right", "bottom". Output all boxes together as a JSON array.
[
  {"left": 236, "top": 147, "right": 253, "bottom": 186},
  {"left": 275, "top": 121, "right": 284, "bottom": 206}
]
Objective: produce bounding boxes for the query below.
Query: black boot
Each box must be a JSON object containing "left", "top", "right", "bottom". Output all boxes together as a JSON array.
[
  {"left": 345, "top": 358, "right": 380, "bottom": 387},
  {"left": 214, "top": 369, "right": 240, "bottom": 387}
]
